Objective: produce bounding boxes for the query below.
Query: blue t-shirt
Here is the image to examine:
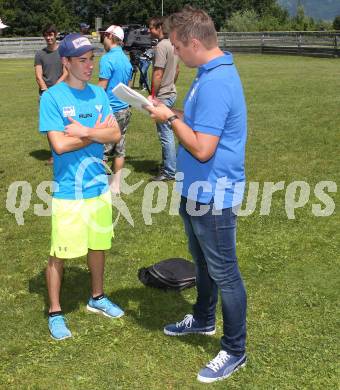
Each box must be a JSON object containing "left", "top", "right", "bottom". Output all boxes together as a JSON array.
[
  {"left": 99, "top": 46, "right": 133, "bottom": 112},
  {"left": 39, "top": 81, "right": 112, "bottom": 200},
  {"left": 176, "top": 52, "right": 247, "bottom": 209}
]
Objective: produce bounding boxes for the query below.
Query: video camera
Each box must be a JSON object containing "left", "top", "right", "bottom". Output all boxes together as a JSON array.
[
  {"left": 123, "top": 25, "right": 152, "bottom": 52},
  {"left": 122, "top": 25, "right": 156, "bottom": 68},
  {"left": 122, "top": 25, "right": 156, "bottom": 93}
]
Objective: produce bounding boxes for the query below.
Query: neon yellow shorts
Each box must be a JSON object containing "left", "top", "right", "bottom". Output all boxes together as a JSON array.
[{"left": 50, "top": 191, "right": 113, "bottom": 259}]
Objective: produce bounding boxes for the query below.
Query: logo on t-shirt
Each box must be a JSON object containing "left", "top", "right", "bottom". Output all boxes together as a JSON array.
[
  {"left": 189, "top": 84, "right": 198, "bottom": 101},
  {"left": 79, "top": 113, "right": 93, "bottom": 118},
  {"left": 95, "top": 105, "right": 103, "bottom": 113},
  {"left": 62, "top": 106, "right": 76, "bottom": 117}
]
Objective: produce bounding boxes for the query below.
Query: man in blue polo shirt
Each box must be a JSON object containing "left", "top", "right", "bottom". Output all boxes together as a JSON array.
[
  {"left": 146, "top": 7, "right": 247, "bottom": 384},
  {"left": 98, "top": 25, "right": 133, "bottom": 194}
]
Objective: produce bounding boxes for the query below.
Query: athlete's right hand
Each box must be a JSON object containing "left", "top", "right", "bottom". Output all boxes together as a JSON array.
[{"left": 94, "top": 113, "right": 117, "bottom": 129}]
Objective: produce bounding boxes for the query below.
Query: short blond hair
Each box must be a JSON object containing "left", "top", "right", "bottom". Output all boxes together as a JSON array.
[{"left": 168, "top": 6, "right": 217, "bottom": 49}]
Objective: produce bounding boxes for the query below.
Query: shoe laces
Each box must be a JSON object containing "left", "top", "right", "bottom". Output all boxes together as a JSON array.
[
  {"left": 206, "top": 351, "right": 230, "bottom": 372},
  {"left": 176, "top": 314, "right": 194, "bottom": 329},
  {"left": 51, "top": 315, "right": 66, "bottom": 328},
  {"left": 97, "top": 296, "right": 111, "bottom": 307}
]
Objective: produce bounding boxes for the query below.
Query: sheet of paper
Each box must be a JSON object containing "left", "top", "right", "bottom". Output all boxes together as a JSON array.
[{"left": 112, "top": 82, "right": 153, "bottom": 113}]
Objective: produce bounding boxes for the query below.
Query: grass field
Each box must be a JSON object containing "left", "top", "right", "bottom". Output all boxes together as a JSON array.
[{"left": 0, "top": 54, "right": 339, "bottom": 389}]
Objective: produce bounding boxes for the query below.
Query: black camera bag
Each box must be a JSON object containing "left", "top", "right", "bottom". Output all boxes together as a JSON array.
[{"left": 138, "top": 258, "right": 196, "bottom": 291}]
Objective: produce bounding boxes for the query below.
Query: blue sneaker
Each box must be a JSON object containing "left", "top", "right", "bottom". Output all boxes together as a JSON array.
[
  {"left": 164, "top": 314, "right": 215, "bottom": 336},
  {"left": 87, "top": 296, "right": 124, "bottom": 318},
  {"left": 48, "top": 315, "right": 72, "bottom": 341},
  {"left": 197, "top": 350, "right": 246, "bottom": 383}
]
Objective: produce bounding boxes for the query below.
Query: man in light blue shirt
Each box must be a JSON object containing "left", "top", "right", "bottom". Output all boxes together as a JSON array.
[
  {"left": 98, "top": 25, "right": 133, "bottom": 193},
  {"left": 176, "top": 52, "right": 247, "bottom": 209},
  {"left": 146, "top": 7, "right": 247, "bottom": 384}
]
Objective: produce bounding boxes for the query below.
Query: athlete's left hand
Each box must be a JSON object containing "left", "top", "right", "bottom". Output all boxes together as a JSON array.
[{"left": 64, "top": 117, "right": 89, "bottom": 138}]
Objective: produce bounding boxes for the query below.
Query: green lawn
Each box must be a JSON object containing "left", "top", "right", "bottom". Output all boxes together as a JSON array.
[{"left": 0, "top": 54, "right": 339, "bottom": 389}]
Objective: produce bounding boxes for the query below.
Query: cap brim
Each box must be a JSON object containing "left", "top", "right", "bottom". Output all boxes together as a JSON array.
[{"left": 76, "top": 45, "right": 94, "bottom": 56}]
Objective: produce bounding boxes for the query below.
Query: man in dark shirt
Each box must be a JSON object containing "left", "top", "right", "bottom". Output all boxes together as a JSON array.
[
  {"left": 34, "top": 24, "right": 67, "bottom": 164},
  {"left": 34, "top": 24, "right": 67, "bottom": 95}
]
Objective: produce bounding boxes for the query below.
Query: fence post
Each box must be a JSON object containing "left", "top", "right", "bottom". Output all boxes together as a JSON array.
[
  {"left": 335, "top": 34, "right": 339, "bottom": 57},
  {"left": 261, "top": 34, "right": 265, "bottom": 54},
  {"left": 297, "top": 33, "right": 302, "bottom": 55}
]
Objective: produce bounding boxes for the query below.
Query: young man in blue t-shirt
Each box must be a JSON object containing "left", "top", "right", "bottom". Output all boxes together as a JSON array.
[
  {"left": 98, "top": 25, "right": 133, "bottom": 194},
  {"left": 39, "top": 33, "right": 124, "bottom": 341},
  {"left": 146, "top": 7, "right": 247, "bottom": 384}
]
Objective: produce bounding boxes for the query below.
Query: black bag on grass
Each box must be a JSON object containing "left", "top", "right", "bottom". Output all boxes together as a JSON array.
[{"left": 138, "top": 258, "right": 196, "bottom": 291}]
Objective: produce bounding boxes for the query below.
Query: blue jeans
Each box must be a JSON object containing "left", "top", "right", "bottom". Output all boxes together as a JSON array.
[
  {"left": 139, "top": 59, "right": 150, "bottom": 89},
  {"left": 156, "top": 95, "right": 177, "bottom": 178},
  {"left": 179, "top": 197, "right": 247, "bottom": 356}
]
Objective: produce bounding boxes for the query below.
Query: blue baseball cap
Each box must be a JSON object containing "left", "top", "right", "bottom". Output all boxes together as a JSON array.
[{"left": 59, "top": 33, "right": 94, "bottom": 57}]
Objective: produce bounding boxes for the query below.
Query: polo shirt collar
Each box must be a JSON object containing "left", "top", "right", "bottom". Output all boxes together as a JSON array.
[
  {"left": 109, "top": 46, "right": 122, "bottom": 53},
  {"left": 198, "top": 52, "right": 233, "bottom": 75}
]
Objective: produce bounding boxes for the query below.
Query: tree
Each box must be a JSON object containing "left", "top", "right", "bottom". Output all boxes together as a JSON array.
[
  {"left": 252, "top": 0, "right": 279, "bottom": 15},
  {"left": 3, "top": 0, "right": 51, "bottom": 35},
  {"left": 0, "top": 0, "right": 14, "bottom": 35},
  {"left": 333, "top": 15, "right": 340, "bottom": 30},
  {"left": 224, "top": 9, "right": 259, "bottom": 32},
  {"left": 258, "top": 2, "right": 290, "bottom": 31},
  {"left": 292, "top": 4, "right": 315, "bottom": 31},
  {"left": 1, "top": 0, "right": 323, "bottom": 36},
  {"left": 108, "top": 0, "right": 158, "bottom": 25},
  {"left": 49, "top": 0, "right": 75, "bottom": 32}
]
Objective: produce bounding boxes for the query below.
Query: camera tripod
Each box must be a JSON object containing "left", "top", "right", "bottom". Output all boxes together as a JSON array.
[{"left": 130, "top": 51, "right": 151, "bottom": 95}]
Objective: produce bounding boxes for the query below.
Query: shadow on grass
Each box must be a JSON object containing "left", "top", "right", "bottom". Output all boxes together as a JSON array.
[
  {"left": 28, "top": 266, "right": 90, "bottom": 315},
  {"left": 109, "top": 287, "right": 219, "bottom": 352},
  {"left": 125, "top": 157, "right": 159, "bottom": 174},
  {"left": 30, "top": 149, "right": 51, "bottom": 161}
]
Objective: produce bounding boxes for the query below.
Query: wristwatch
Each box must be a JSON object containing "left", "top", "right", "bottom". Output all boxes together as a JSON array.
[{"left": 167, "top": 114, "right": 179, "bottom": 125}]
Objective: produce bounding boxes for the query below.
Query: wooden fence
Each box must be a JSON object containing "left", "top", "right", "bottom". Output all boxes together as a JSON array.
[
  {"left": 0, "top": 36, "right": 103, "bottom": 58},
  {"left": 0, "top": 32, "right": 339, "bottom": 58},
  {"left": 217, "top": 31, "right": 340, "bottom": 58}
]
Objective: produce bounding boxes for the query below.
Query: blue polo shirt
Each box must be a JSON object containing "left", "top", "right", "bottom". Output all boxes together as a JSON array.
[
  {"left": 176, "top": 52, "right": 247, "bottom": 209},
  {"left": 99, "top": 46, "right": 133, "bottom": 112}
]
